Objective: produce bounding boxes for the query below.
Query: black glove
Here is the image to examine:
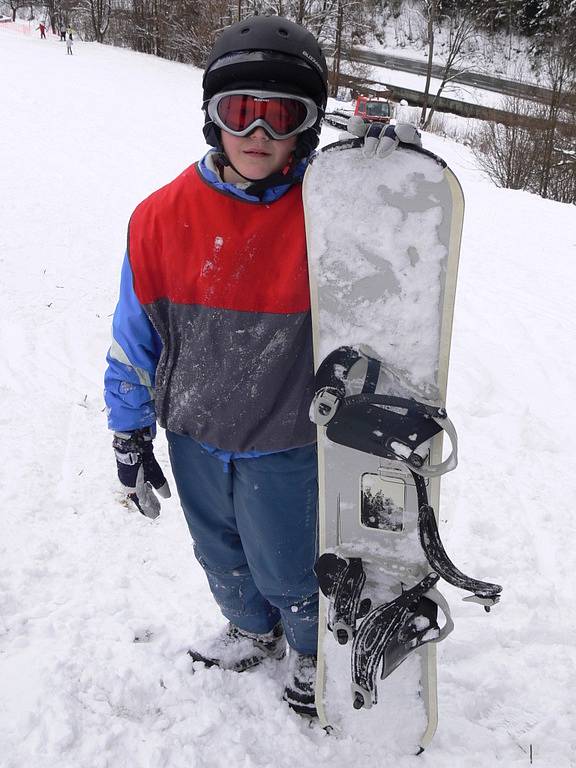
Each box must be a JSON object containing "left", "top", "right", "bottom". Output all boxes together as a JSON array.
[{"left": 113, "top": 427, "right": 171, "bottom": 519}]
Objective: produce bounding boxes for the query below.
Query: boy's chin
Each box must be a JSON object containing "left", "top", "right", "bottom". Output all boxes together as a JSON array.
[{"left": 237, "top": 163, "right": 275, "bottom": 180}]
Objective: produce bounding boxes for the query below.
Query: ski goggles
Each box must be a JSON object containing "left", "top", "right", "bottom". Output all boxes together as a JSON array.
[{"left": 207, "top": 90, "right": 319, "bottom": 140}]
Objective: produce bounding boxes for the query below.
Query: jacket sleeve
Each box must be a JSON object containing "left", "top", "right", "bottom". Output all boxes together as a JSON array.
[{"left": 104, "top": 252, "right": 163, "bottom": 432}]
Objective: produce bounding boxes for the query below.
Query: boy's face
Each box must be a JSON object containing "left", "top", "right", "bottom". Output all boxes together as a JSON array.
[{"left": 221, "top": 128, "right": 297, "bottom": 183}]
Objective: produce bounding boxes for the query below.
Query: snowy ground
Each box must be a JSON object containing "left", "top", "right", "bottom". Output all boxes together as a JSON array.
[{"left": 1, "top": 30, "right": 575, "bottom": 768}]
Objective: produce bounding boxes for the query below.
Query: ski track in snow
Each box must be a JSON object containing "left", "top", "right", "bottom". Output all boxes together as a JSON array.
[{"left": 1, "top": 28, "right": 576, "bottom": 768}]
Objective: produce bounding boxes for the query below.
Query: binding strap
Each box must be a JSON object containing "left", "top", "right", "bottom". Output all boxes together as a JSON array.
[
  {"left": 351, "top": 573, "right": 453, "bottom": 710},
  {"left": 412, "top": 472, "right": 503, "bottom": 609},
  {"left": 311, "top": 346, "right": 458, "bottom": 477},
  {"left": 315, "top": 553, "right": 371, "bottom": 645}
]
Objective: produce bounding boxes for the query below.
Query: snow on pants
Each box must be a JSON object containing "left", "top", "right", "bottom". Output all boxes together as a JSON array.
[{"left": 167, "top": 432, "right": 319, "bottom": 655}]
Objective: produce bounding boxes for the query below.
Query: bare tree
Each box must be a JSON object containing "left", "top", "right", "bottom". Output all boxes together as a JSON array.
[
  {"left": 330, "top": 0, "right": 343, "bottom": 96},
  {"left": 473, "top": 95, "right": 545, "bottom": 190},
  {"left": 420, "top": 0, "right": 436, "bottom": 125},
  {"left": 42, "top": 0, "right": 62, "bottom": 32},
  {"left": 164, "top": 0, "right": 230, "bottom": 65},
  {"left": 473, "top": 82, "right": 576, "bottom": 204},
  {"left": 536, "top": 22, "right": 576, "bottom": 199},
  {"left": 420, "top": 2, "right": 479, "bottom": 128},
  {"left": 80, "top": 0, "right": 111, "bottom": 42},
  {"left": 5, "top": 0, "right": 30, "bottom": 21}
]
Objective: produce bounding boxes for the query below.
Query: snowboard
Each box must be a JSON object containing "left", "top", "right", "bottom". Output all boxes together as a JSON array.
[{"left": 303, "top": 138, "right": 501, "bottom": 752}]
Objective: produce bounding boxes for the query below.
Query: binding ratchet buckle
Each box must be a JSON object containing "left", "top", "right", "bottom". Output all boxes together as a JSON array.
[
  {"left": 311, "top": 346, "right": 458, "bottom": 478},
  {"left": 312, "top": 387, "right": 342, "bottom": 427}
]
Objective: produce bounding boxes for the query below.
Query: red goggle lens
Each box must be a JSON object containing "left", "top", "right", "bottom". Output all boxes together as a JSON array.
[{"left": 216, "top": 94, "right": 309, "bottom": 136}]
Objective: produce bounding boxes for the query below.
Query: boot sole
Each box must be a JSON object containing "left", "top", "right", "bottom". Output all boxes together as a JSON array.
[{"left": 188, "top": 646, "right": 286, "bottom": 673}]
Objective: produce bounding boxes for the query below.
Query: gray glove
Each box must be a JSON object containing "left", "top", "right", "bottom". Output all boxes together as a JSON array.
[
  {"left": 113, "top": 427, "right": 171, "bottom": 519},
  {"left": 347, "top": 117, "right": 422, "bottom": 159}
]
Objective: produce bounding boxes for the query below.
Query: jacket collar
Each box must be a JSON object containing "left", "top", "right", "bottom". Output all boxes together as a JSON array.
[{"left": 198, "top": 150, "right": 308, "bottom": 203}]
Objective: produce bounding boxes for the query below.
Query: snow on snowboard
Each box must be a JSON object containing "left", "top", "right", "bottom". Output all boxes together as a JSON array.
[{"left": 303, "top": 137, "right": 502, "bottom": 752}]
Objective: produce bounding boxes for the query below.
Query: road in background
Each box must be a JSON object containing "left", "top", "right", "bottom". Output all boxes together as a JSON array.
[{"left": 346, "top": 48, "right": 574, "bottom": 107}]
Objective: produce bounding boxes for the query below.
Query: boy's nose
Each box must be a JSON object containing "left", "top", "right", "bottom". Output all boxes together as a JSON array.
[{"left": 248, "top": 126, "right": 271, "bottom": 140}]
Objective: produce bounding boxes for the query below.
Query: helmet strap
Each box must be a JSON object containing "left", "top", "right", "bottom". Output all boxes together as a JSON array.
[
  {"left": 244, "top": 165, "right": 299, "bottom": 199},
  {"left": 215, "top": 150, "right": 300, "bottom": 200}
]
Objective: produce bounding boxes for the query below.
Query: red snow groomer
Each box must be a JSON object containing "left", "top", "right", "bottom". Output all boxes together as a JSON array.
[{"left": 354, "top": 95, "right": 392, "bottom": 125}]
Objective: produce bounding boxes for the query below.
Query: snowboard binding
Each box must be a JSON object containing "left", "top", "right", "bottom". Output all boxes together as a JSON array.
[
  {"left": 316, "top": 555, "right": 454, "bottom": 710},
  {"left": 311, "top": 346, "right": 458, "bottom": 478},
  {"left": 351, "top": 573, "right": 453, "bottom": 710},
  {"left": 313, "top": 346, "right": 502, "bottom": 711}
]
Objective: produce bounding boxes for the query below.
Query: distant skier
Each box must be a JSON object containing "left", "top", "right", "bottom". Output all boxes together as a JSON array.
[
  {"left": 59, "top": 26, "right": 66, "bottom": 41},
  {"left": 104, "top": 15, "right": 421, "bottom": 718},
  {"left": 37, "top": 23, "right": 46, "bottom": 39},
  {"left": 66, "top": 32, "right": 73, "bottom": 55}
]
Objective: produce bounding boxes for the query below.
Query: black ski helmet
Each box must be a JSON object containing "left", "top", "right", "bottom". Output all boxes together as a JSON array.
[{"left": 202, "top": 15, "right": 328, "bottom": 157}]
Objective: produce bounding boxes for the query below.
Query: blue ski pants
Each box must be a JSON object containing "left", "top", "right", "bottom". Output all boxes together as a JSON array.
[{"left": 167, "top": 432, "right": 319, "bottom": 655}]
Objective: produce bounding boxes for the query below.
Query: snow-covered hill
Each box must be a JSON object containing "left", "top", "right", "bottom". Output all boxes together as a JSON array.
[{"left": 1, "top": 29, "right": 575, "bottom": 768}]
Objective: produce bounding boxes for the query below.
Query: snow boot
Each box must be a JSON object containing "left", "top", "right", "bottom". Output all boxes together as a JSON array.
[
  {"left": 283, "top": 651, "right": 318, "bottom": 717},
  {"left": 188, "top": 621, "right": 286, "bottom": 672}
]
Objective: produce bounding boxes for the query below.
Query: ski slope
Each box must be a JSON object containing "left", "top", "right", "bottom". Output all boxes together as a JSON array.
[{"left": 1, "top": 28, "right": 575, "bottom": 768}]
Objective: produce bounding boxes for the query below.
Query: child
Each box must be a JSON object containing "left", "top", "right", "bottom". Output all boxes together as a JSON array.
[
  {"left": 105, "top": 15, "right": 418, "bottom": 716},
  {"left": 66, "top": 32, "right": 73, "bottom": 54}
]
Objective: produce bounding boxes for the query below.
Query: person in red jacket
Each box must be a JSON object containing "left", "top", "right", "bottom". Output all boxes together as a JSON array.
[
  {"left": 106, "top": 16, "right": 327, "bottom": 717},
  {"left": 105, "top": 15, "right": 419, "bottom": 716},
  {"left": 37, "top": 22, "right": 46, "bottom": 38}
]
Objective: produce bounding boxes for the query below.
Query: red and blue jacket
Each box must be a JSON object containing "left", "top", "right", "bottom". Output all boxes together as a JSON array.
[{"left": 104, "top": 152, "right": 316, "bottom": 455}]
